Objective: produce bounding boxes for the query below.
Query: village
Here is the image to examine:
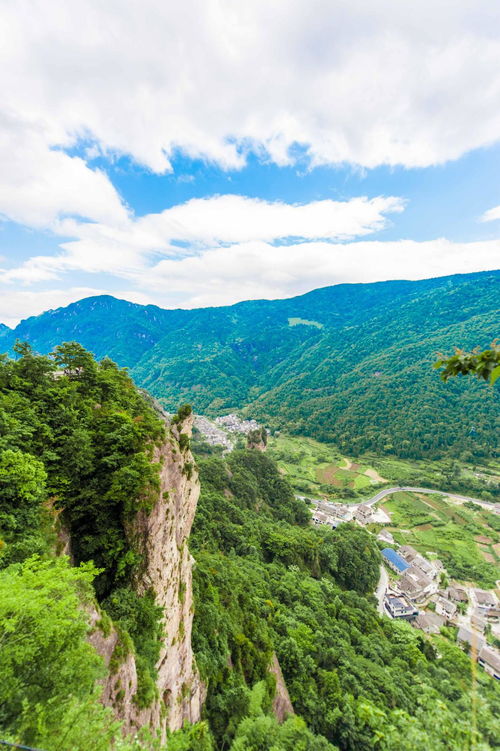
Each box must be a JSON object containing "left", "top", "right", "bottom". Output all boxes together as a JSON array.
[
  {"left": 194, "top": 413, "right": 268, "bottom": 452},
  {"left": 192, "top": 414, "right": 500, "bottom": 682},
  {"left": 311, "top": 497, "right": 500, "bottom": 681}
]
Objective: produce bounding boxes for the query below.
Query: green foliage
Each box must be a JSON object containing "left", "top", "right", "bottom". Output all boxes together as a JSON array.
[
  {"left": 435, "top": 341, "right": 500, "bottom": 385},
  {"left": 0, "top": 345, "right": 167, "bottom": 719},
  {"left": 0, "top": 556, "right": 119, "bottom": 750},
  {"left": 103, "top": 588, "right": 163, "bottom": 707},
  {"left": 190, "top": 448, "right": 500, "bottom": 751},
  {"left": 3, "top": 271, "right": 499, "bottom": 460},
  {"left": 229, "top": 683, "right": 337, "bottom": 751},
  {"left": 172, "top": 404, "right": 194, "bottom": 426}
]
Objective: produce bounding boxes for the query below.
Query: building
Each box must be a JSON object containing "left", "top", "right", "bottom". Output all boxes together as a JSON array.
[
  {"left": 413, "top": 612, "right": 445, "bottom": 634},
  {"left": 377, "top": 529, "right": 395, "bottom": 545},
  {"left": 382, "top": 548, "right": 410, "bottom": 574},
  {"left": 472, "top": 589, "right": 498, "bottom": 614},
  {"left": 478, "top": 646, "right": 500, "bottom": 680},
  {"left": 399, "top": 566, "right": 434, "bottom": 602},
  {"left": 311, "top": 510, "right": 335, "bottom": 528},
  {"left": 354, "top": 504, "right": 373, "bottom": 525},
  {"left": 435, "top": 596, "right": 457, "bottom": 621},
  {"left": 411, "top": 554, "right": 435, "bottom": 579},
  {"left": 447, "top": 586, "right": 468, "bottom": 604},
  {"left": 399, "top": 545, "right": 419, "bottom": 563},
  {"left": 331, "top": 503, "right": 352, "bottom": 520},
  {"left": 470, "top": 611, "right": 487, "bottom": 633},
  {"left": 485, "top": 607, "right": 500, "bottom": 622},
  {"left": 384, "top": 595, "right": 418, "bottom": 620},
  {"left": 457, "top": 627, "right": 485, "bottom": 653}
]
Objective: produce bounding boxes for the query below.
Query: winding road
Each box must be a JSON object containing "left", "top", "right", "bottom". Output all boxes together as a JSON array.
[
  {"left": 298, "top": 486, "right": 498, "bottom": 513},
  {"left": 375, "top": 565, "right": 389, "bottom": 614}
]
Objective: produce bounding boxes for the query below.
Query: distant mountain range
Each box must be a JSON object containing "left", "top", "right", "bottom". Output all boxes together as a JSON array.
[{"left": 1, "top": 270, "right": 499, "bottom": 458}]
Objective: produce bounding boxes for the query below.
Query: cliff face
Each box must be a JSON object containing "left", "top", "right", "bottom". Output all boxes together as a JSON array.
[{"left": 89, "top": 414, "right": 204, "bottom": 737}]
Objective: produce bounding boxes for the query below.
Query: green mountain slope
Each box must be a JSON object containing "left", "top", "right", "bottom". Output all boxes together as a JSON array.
[{"left": 1, "top": 270, "right": 499, "bottom": 458}]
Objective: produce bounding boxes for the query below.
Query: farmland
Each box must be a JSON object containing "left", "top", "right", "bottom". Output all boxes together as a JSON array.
[
  {"left": 379, "top": 491, "right": 500, "bottom": 587},
  {"left": 266, "top": 433, "right": 500, "bottom": 504}
]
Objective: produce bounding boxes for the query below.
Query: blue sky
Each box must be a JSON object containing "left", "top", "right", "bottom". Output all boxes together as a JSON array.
[{"left": 0, "top": 1, "right": 499, "bottom": 326}]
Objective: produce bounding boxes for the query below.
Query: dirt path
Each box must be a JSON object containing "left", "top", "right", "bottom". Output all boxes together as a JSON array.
[{"left": 364, "top": 467, "right": 388, "bottom": 484}]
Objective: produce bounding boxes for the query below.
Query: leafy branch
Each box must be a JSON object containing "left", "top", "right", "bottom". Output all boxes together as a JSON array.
[{"left": 434, "top": 341, "right": 500, "bottom": 386}]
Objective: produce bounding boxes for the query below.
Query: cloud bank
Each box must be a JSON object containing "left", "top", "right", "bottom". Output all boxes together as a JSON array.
[{"left": 0, "top": 0, "right": 499, "bottom": 325}]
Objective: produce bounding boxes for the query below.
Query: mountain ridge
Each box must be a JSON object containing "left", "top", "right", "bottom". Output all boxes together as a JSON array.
[{"left": 1, "top": 269, "right": 499, "bottom": 459}]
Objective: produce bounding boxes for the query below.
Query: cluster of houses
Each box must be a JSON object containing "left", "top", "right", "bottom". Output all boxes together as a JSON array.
[
  {"left": 382, "top": 545, "right": 442, "bottom": 603},
  {"left": 311, "top": 502, "right": 353, "bottom": 528},
  {"left": 381, "top": 544, "right": 500, "bottom": 680},
  {"left": 214, "top": 414, "right": 263, "bottom": 434},
  {"left": 311, "top": 500, "right": 391, "bottom": 528},
  {"left": 194, "top": 415, "right": 234, "bottom": 450},
  {"left": 194, "top": 413, "right": 268, "bottom": 451},
  {"left": 307, "top": 490, "right": 500, "bottom": 682}
]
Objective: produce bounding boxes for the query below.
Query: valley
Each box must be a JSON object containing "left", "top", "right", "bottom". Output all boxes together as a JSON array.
[{"left": 1, "top": 270, "right": 499, "bottom": 461}]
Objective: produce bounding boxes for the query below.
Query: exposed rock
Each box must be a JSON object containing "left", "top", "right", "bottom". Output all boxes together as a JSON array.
[
  {"left": 246, "top": 427, "right": 268, "bottom": 452},
  {"left": 269, "top": 653, "right": 294, "bottom": 722},
  {"left": 92, "top": 414, "right": 204, "bottom": 738}
]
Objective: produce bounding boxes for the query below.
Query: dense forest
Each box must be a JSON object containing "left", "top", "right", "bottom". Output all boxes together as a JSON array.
[
  {"left": 189, "top": 445, "right": 500, "bottom": 750},
  {"left": 0, "top": 344, "right": 172, "bottom": 748},
  {"left": 0, "top": 347, "right": 499, "bottom": 750},
  {"left": 1, "top": 270, "right": 498, "bottom": 460}
]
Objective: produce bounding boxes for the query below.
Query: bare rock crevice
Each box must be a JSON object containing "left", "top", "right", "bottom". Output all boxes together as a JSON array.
[{"left": 90, "top": 414, "right": 204, "bottom": 738}]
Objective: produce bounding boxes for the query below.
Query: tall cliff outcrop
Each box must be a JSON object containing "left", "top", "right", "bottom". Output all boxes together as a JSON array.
[{"left": 89, "top": 413, "right": 204, "bottom": 737}]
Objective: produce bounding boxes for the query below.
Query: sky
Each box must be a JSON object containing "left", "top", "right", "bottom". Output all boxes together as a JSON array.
[{"left": 0, "top": 0, "right": 499, "bottom": 327}]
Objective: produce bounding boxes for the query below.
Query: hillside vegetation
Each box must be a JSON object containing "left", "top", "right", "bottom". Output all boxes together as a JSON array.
[
  {"left": 0, "top": 347, "right": 499, "bottom": 750},
  {"left": 1, "top": 270, "right": 498, "bottom": 460},
  {"left": 189, "top": 444, "right": 500, "bottom": 750}
]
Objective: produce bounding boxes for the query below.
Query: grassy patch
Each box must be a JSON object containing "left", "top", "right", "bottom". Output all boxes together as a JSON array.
[
  {"left": 267, "top": 434, "right": 387, "bottom": 500},
  {"left": 384, "top": 491, "right": 500, "bottom": 587}
]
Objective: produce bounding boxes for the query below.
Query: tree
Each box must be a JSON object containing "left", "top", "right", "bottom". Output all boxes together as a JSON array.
[{"left": 435, "top": 342, "right": 500, "bottom": 385}]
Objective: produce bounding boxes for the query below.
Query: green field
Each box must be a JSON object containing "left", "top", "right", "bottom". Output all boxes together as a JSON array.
[
  {"left": 381, "top": 491, "right": 500, "bottom": 587},
  {"left": 267, "top": 433, "right": 500, "bottom": 504},
  {"left": 266, "top": 434, "right": 387, "bottom": 500}
]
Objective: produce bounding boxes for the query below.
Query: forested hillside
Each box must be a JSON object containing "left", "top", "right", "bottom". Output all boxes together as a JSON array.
[
  {"left": 1, "top": 270, "right": 498, "bottom": 459},
  {"left": 0, "top": 347, "right": 499, "bottom": 750},
  {"left": 189, "top": 445, "right": 500, "bottom": 750}
]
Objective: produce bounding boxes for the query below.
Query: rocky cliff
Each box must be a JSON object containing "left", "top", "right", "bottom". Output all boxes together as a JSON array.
[{"left": 89, "top": 413, "right": 204, "bottom": 738}]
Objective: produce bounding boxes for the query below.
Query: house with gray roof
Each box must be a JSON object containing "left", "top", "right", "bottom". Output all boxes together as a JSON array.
[
  {"left": 478, "top": 647, "right": 500, "bottom": 680},
  {"left": 413, "top": 612, "right": 445, "bottom": 634},
  {"left": 399, "top": 545, "right": 419, "bottom": 563},
  {"left": 435, "top": 596, "right": 457, "bottom": 621}
]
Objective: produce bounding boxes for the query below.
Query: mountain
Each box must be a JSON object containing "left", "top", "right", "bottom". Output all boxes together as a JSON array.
[
  {"left": 3, "top": 348, "right": 498, "bottom": 751},
  {"left": 2, "top": 270, "right": 499, "bottom": 459}
]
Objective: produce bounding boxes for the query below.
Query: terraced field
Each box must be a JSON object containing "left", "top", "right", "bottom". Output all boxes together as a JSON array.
[
  {"left": 381, "top": 491, "right": 500, "bottom": 587},
  {"left": 266, "top": 434, "right": 386, "bottom": 498}
]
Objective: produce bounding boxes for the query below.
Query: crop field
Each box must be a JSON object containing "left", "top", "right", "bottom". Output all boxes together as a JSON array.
[
  {"left": 266, "top": 434, "right": 387, "bottom": 499},
  {"left": 267, "top": 433, "right": 500, "bottom": 506},
  {"left": 382, "top": 491, "right": 500, "bottom": 587}
]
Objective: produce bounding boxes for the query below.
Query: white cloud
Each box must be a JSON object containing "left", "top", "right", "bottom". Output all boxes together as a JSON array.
[
  {"left": 0, "top": 113, "right": 128, "bottom": 229},
  {"left": 480, "top": 205, "right": 500, "bottom": 222},
  {"left": 0, "top": 1, "right": 499, "bottom": 326},
  {"left": 1, "top": 0, "right": 500, "bottom": 179},
  {"left": 0, "top": 194, "right": 403, "bottom": 283},
  {"left": 139, "top": 238, "right": 500, "bottom": 309},
  {"left": 1, "top": 237, "right": 498, "bottom": 326}
]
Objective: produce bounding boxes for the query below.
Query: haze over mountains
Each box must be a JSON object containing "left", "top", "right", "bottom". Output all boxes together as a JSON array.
[{"left": 1, "top": 270, "right": 499, "bottom": 459}]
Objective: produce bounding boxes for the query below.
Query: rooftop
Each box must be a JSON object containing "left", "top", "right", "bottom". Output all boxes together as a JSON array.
[
  {"left": 478, "top": 646, "right": 500, "bottom": 673},
  {"left": 382, "top": 548, "right": 410, "bottom": 573},
  {"left": 457, "top": 627, "right": 485, "bottom": 651}
]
